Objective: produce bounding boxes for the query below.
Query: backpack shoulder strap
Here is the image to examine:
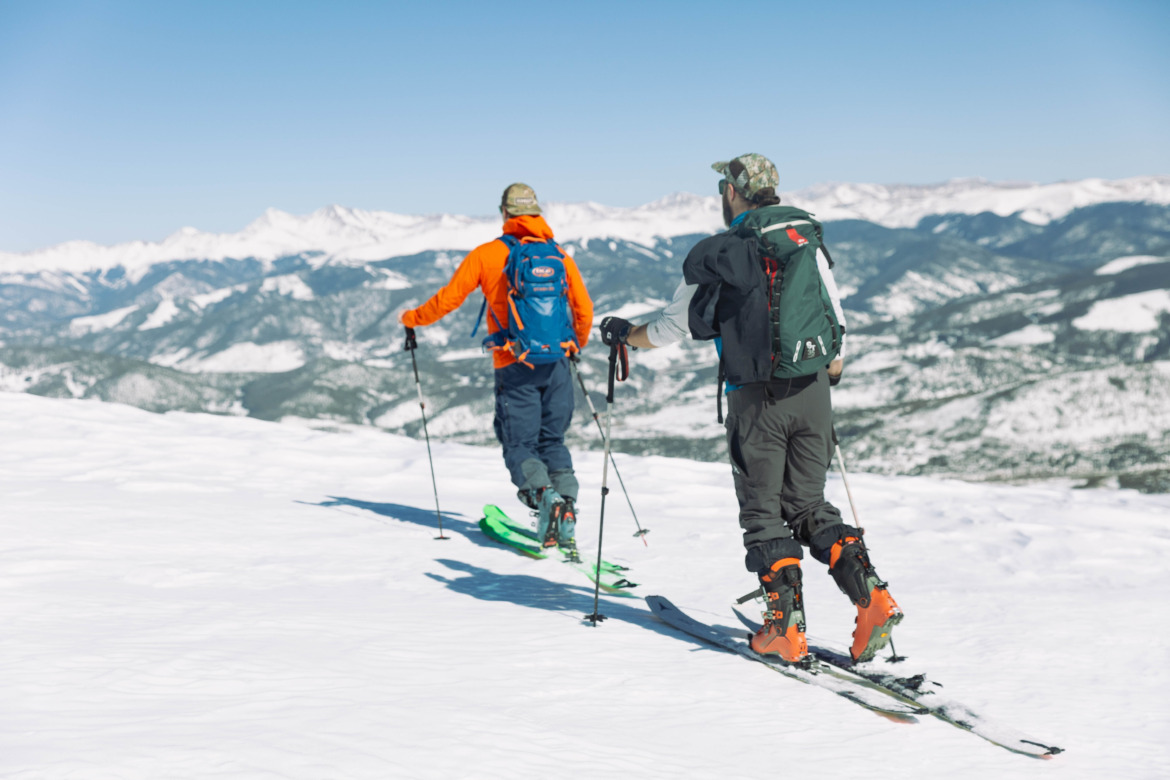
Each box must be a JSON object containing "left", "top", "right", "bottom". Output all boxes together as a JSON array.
[
  {"left": 470, "top": 295, "right": 491, "bottom": 338},
  {"left": 819, "top": 242, "right": 835, "bottom": 269},
  {"left": 812, "top": 224, "right": 835, "bottom": 268},
  {"left": 471, "top": 235, "right": 519, "bottom": 337}
]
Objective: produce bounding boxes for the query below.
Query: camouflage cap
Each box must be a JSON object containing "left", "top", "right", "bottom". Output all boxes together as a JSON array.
[
  {"left": 500, "top": 182, "right": 542, "bottom": 216},
  {"left": 711, "top": 153, "right": 779, "bottom": 200}
]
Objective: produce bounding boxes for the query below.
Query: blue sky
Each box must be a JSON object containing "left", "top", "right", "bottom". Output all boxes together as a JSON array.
[{"left": 1, "top": 0, "right": 1167, "bottom": 250}]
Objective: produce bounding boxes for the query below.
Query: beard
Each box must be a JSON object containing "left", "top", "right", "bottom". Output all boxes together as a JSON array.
[{"left": 722, "top": 187, "right": 734, "bottom": 227}]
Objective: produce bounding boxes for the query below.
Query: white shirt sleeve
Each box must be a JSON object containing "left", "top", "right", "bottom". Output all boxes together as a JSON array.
[
  {"left": 644, "top": 277, "right": 696, "bottom": 348},
  {"left": 644, "top": 251, "right": 846, "bottom": 356},
  {"left": 817, "top": 248, "right": 847, "bottom": 359}
]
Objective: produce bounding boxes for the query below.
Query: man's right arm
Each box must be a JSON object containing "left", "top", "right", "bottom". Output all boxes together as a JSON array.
[{"left": 627, "top": 277, "right": 696, "bottom": 349}]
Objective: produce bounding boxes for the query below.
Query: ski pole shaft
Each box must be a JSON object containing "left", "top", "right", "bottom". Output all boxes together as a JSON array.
[
  {"left": 569, "top": 357, "right": 647, "bottom": 545},
  {"left": 405, "top": 327, "right": 448, "bottom": 540},
  {"left": 585, "top": 345, "right": 621, "bottom": 626},
  {"left": 831, "top": 427, "right": 863, "bottom": 534},
  {"left": 832, "top": 430, "right": 903, "bottom": 662},
  {"left": 833, "top": 446, "right": 862, "bottom": 530}
]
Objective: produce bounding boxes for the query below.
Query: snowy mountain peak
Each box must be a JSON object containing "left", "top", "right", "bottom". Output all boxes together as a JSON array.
[
  {"left": 2, "top": 176, "right": 1168, "bottom": 275},
  {"left": 799, "top": 175, "right": 1170, "bottom": 226}
]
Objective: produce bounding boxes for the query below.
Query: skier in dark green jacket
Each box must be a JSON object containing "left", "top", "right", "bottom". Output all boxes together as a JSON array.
[{"left": 600, "top": 153, "right": 903, "bottom": 664}]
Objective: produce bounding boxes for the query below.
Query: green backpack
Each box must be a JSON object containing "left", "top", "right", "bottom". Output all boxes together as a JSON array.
[{"left": 734, "top": 206, "right": 844, "bottom": 379}]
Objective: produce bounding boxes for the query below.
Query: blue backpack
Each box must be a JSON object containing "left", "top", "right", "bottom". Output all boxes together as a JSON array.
[{"left": 475, "top": 234, "right": 579, "bottom": 366}]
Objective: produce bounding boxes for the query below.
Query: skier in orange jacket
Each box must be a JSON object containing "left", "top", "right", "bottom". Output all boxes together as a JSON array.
[{"left": 400, "top": 183, "right": 593, "bottom": 549}]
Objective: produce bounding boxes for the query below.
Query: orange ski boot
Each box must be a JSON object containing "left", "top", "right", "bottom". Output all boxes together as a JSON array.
[
  {"left": 829, "top": 537, "right": 903, "bottom": 663},
  {"left": 749, "top": 558, "right": 809, "bottom": 664}
]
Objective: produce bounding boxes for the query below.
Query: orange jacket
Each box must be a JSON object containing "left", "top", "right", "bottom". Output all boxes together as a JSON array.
[{"left": 402, "top": 215, "right": 593, "bottom": 369}]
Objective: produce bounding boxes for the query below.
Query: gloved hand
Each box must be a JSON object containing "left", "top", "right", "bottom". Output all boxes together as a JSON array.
[{"left": 599, "top": 316, "right": 633, "bottom": 346}]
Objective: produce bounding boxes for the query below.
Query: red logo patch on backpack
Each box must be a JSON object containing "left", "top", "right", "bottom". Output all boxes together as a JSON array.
[{"left": 786, "top": 227, "right": 809, "bottom": 247}]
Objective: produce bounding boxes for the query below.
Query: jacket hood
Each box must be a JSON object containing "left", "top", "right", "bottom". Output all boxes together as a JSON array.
[{"left": 502, "top": 214, "right": 554, "bottom": 241}]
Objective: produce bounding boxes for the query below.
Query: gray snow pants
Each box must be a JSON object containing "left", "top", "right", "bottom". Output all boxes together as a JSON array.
[{"left": 724, "top": 368, "right": 855, "bottom": 573}]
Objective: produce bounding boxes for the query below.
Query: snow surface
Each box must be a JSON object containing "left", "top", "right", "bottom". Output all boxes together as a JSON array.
[
  {"left": 797, "top": 176, "right": 1170, "bottom": 227},
  {"left": 1072, "top": 289, "right": 1170, "bottom": 333},
  {"left": 437, "top": 348, "right": 490, "bottom": 363},
  {"left": 593, "top": 298, "right": 670, "bottom": 324},
  {"left": 364, "top": 269, "right": 412, "bottom": 291},
  {"left": 68, "top": 304, "right": 139, "bottom": 335},
  {"left": 4, "top": 176, "right": 1169, "bottom": 275},
  {"left": 178, "top": 341, "right": 307, "bottom": 373},
  {"left": 1095, "top": 255, "right": 1168, "bottom": 275},
  {"left": 138, "top": 298, "right": 181, "bottom": 331},
  {"left": 260, "top": 274, "right": 316, "bottom": 301},
  {"left": 990, "top": 324, "right": 1057, "bottom": 347},
  {"left": 189, "top": 285, "right": 246, "bottom": 309},
  {"left": 2, "top": 391, "right": 1168, "bottom": 779}
]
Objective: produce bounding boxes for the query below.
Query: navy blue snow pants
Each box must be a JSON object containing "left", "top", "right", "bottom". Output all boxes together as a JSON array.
[{"left": 493, "top": 359, "right": 577, "bottom": 500}]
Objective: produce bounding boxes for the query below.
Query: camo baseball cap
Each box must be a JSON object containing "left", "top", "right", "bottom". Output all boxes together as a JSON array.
[
  {"left": 711, "top": 153, "right": 779, "bottom": 200},
  {"left": 500, "top": 182, "right": 542, "bottom": 216}
]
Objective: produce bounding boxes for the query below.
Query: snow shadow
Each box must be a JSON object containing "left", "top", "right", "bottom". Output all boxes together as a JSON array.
[
  {"left": 426, "top": 558, "right": 713, "bottom": 644},
  {"left": 303, "top": 496, "right": 500, "bottom": 551},
  {"left": 307, "top": 498, "right": 733, "bottom": 648}
]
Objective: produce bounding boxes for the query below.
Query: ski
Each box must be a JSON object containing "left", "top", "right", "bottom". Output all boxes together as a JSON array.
[
  {"left": 480, "top": 505, "right": 638, "bottom": 596},
  {"left": 731, "top": 607, "right": 1063, "bottom": 758},
  {"left": 646, "top": 596, "right": 924, "bottom": 722}
]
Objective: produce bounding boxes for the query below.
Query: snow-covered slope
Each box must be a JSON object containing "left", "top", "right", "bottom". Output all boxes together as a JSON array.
[
  {"left": 2, "top": 392, "right": 1169, "bottom": 778},
  {"left": 4, "top": 176, "right": 1168, "bottom": 275}
]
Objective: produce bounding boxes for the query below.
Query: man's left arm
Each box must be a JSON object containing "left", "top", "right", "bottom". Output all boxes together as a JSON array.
[
  {"left": 563, "top": 255, "right": 594, "bottom": 348},
  {"left": 818, "top": 247, "right": 847, "bottom": 381}
]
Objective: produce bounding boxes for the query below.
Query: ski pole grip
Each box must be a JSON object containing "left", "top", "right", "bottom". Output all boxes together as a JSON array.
[
  {"left": 404, "top": 327, "right": 417, "bottom": 352},
  {"left": 606, "top": 343, "right": 618, "bottom": 403}
]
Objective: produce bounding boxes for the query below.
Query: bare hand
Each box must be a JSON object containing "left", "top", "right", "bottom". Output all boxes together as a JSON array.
[{"left": 828, "top": 358, "right": 844, "bottom": 386}]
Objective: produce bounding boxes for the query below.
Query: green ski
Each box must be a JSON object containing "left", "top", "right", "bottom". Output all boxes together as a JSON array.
[{"left": 479, "top": 504, "right": 638, "bottom": 596}]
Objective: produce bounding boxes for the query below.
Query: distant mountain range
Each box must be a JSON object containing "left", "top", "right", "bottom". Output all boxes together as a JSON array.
[
  {"left": 2, "top": 177, "right": 1168, "bottom": 493},
  {"left": 4, "top": 176, "right": 1168, "bottom": 274}
]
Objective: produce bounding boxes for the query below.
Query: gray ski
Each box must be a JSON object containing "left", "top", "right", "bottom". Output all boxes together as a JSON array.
[
  {"left": 731, "top": 606, "right": 1063, "bottom": 759},
  {"left": 646, "top": 596, "right": 924, "bottom": 721}
]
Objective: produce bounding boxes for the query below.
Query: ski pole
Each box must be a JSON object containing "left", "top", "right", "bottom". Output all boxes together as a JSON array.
[
  {"left": 568, "top": 354, "right": 648, "bottom": 545},
  {"left": 831, "top": 426, "right": 863, "bottom": 535},
  {"left": 831, "top": 427, "right": 904, "bottom": 662},
  {"left": 405, "top": 327, "right": 448, "bottom": 541},
  {"left": 584, "top": 342, "right": 626, "bottom": 626}
]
